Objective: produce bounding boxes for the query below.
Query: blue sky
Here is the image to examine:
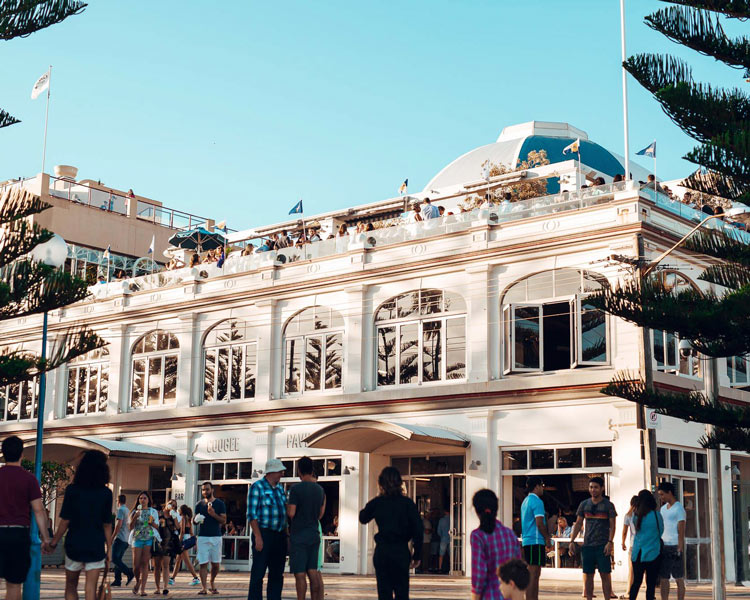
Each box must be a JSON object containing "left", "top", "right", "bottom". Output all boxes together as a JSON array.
[{"left": 1, "top": 1, "right": 745, "bottom": 230}]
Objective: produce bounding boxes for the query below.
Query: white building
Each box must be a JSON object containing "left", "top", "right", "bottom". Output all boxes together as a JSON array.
[{"left": 1, "top": 121, "right": 748, "bottom": 584}]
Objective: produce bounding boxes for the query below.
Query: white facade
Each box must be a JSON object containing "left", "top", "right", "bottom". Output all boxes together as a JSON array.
[{"left": 2, "top": 124, "right": 749, "bottom": 583}]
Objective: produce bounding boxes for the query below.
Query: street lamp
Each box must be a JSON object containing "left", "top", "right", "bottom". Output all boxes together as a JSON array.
[
  {"left": 640, "top": 208, "right": 748, "bottom": 600},
  {"left": 24, "top": 233, "right": 67, "bottom": 600}
]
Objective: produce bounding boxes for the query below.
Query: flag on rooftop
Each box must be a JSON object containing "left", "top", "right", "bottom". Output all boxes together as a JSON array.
[
  {"left": 399, "top": 179, "right": 408, "bottom": 195},
  {"left": 31, "top": 69, "right": 50, "bottom": 100},
  {"left": 289, "top": 199, "right": 303, "bottom": 215},
  {"left": 636, "top": 141, "right": 657, "bottom": 158},
  {"left": 216, "top": 220, "right": 228, "bottom": 233},
  {"left": 102, "top": 245, "right": 111, "bottom": 259},
  {"left": 562, "top": 138, "right": 580, "bottom": 155},
  {"left": 147, "top": 235, "right": 154, "bottom": 255}
]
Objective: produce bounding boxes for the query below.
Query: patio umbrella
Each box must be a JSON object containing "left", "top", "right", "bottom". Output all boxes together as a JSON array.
[{"left": 168, "top": 227, "right": 225, "bottom": 252}]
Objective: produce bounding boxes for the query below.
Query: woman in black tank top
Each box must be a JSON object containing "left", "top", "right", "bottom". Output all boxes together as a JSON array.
[{"left": 171, "top": 505, "right": 200, "bottom": 583}]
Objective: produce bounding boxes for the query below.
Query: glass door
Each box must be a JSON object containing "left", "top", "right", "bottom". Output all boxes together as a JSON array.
[
  {"left": 450, "top": 474, "right": 465, "bottom": 574},
  {"left": 680, "top": 477, "right": 711, "bottom": 582}
]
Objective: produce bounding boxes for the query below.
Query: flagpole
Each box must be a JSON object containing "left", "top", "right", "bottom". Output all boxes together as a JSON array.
[
  {"left": 41, "top": 65, "right": 52, "bottom": 175},
  {"left": 577, "top": 149, "right": 582, "bottom": 191},
  {"left": 653, "top": 142, "right": 657, "bottom": 191},
  {"left": 620, "top": 0, "right": 631, "bottom": 180}
]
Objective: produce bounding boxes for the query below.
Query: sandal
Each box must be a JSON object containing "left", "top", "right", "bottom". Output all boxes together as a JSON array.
[
  {"left": 198, "top": 591, "right": 208, "bottom": 596},
  {"left": 210, "top": 590, "right": 220, "bottom": 595}
]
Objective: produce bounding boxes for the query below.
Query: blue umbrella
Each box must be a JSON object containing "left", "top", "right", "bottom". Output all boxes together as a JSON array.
[{"left": 168, "top": 227, "right": 225, "bottom": 252}]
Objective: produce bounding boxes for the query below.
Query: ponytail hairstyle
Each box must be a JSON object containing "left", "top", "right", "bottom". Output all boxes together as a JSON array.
[{"left": 472, "top": 488, "right": 498, "bottom": 534}]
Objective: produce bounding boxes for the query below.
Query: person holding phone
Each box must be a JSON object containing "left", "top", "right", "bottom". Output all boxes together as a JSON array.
[{"left": 129, "top": 491, "right": 159, "bottom": 596}]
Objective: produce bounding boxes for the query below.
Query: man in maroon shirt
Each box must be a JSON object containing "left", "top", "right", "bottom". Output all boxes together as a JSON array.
[{"left": 0, "top": 436, "right": 50, "bottom": 600}]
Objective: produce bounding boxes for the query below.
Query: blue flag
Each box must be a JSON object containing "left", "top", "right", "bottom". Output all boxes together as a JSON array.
[
  {"left": 289, "top": 199, "right": 303, "bottom": 215},
  {"left": 636, "top": 141, "right": 656, "bottom": 157}
]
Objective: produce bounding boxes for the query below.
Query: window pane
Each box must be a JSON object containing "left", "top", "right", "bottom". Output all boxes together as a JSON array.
[
  {"left": 422, "top": 321, "right": 442, "bottom": 382},
  {"left": 244, "top": 344, "right": 256, "bottom": 398},
  {"left": 312, "top": 459, "right": 325, "bottom": 478},
  {"left": 446, "top": 317, "right": 466, "bottom": 380},
  {"left": 514, "top": 306, "right": 541, "bottom": 369},
  {"left": 502, "top": 450, "right": 528, "bottom": 470},
  {"left": 557, "top": 448, "right": 582, "bottom": 469},
  {"left": 666, "top": 333, "right": 677, "bottom": 368},
  {"left": 225, "top": 462, "right": 238, "bottom": 480},
  {"left": 683, "top": 452, "right": 694, "bottom": 472},
  {"left": 377, "top": 327, "right": 396, "bottom": 386},
  {"left": 204, "top": 349, "right": 216, "bottom": 402},
  {"left": 77, "top": 368, "right": 87, "bottom": 414},
  {"left": 217, "top": 348, "right": 229, "bottom": 400},
  {"left": 683, "top": 479, "right": 697, "bottom": 537},
  {"left": 396, "top": 292, "right": 419, "bottom": 319},
  {"left": 163, "top": 355, "right": 177, "bottom": 401},
  {"left": 198, "top": 463, "right": 211, "bottom": 480},
  {"left": 157, "top": 332, "right": 169, "bottom": 351},
  {"left": 20, "top": 381, "right": 33, "bottom": 420},
  {"left": 281, "top": 459, "right": 295, "bottom": 475},
  {"left": 399, "top": 323, "right": 419, "bottom": 384},
  {"left": 231, "top": 346, "right": 243, "bottom": 399},
  {"left": 530, "top": 449, "right": 554, "bottom": 469},
  {"left": 325, "top": 333, "right": 343, "bottom": 390},
  {"left": 285, "top": 338, "right": 302, "bottom": 394},
  {"left": 326, "top": 458, "right": 342, "bottom": 476},
  {"left": 657, "top": 447, "right": 667, "bottom": 469},
  {"left": 239, "top": 461, "right": 253, "bottom": 480},
  {"left": 87, "top": 366, "right": 99, "bottom": 413},
  {"left": 0, "top": 387, "right": 6, "bottom": 421},
  {"left": 580, "top": 302, "right": 606, "bottom": 362},
  {"left": 376, "top": 298, "right": 397, "bottom": 322},
  {"left": 305, "top": 336, "right": 323, "bottom": 391},
  {"left": 212, "top": 463, "right": 225, "bottom": 481},
  {"left": 735, "top": 356, "right": 748, "bottom": 383},
  {"left": 98, "top": 365, "right": 109, "bottom": 412},
  {"left": 653, "top": 330, "right": 665, "bottom": 368},
  {"left": 670, "top": 449, "right": 681, "bottom": 470},
  {"left": 67, "top": 368, "right": 77, "bottom": 415},
  {"left": 144, "top": 332, "right": 157, "bottom": 353},
  {"left": 6, "top": 383, "right": 19, "bottom": 420},
  {"left": 420, "top": 290, "right": 442, "bottom": 315},
  {"left": 504, "top": 307, "right": 511, "bottom": 373},
  {"left": 147, "top": 357, "right": 163, "bottom": 405},
  {"left": 697, "top": 478, "right": 709, "bottom": 537},
  {"left": 132, "top": 358, "right": 146, "bottom": 408},
  {"left": 695, "top": 453, "right": 707, "bottom": 473},
  {"left": 585, "top": 447, "right": 612, "bottom": 468}
]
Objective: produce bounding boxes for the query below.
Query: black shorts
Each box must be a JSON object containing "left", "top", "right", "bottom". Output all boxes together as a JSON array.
[
  {"left": 659, "top": 546, "right": 685, "bottom": 580},
  {"left": 523, "top": 544, "right": 546, "bottom": 567},
  {"left": 0, "top": 527, "right": 31, "bottom": 584}
]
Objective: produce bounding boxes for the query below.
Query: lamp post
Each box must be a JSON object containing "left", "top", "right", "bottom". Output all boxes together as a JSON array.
[
  {"left": 24, "top": 233, "right": 68, "bottom": 600},
  {"left": 641, "top": 209, "right": 748, "bottom": 600}
]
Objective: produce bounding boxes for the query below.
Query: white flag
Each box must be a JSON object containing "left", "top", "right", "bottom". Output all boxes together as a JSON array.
[
  {"left": 147, "top": 235, "right": 155, "bottom": 255},
  {"left": 31, "top": 70, "right": 50, "bottom": 100}
]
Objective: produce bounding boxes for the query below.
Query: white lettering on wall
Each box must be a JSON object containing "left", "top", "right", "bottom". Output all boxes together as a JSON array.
[{"left": 205, "top": 437, "right": 240, "bottom": 454}]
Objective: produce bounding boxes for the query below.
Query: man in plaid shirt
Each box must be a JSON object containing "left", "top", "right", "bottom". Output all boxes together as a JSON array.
[{"left": 247, "top": 459, "right": 288, "bottom": 600}]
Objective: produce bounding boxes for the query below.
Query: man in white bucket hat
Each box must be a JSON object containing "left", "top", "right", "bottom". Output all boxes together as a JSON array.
[{"left": 247, "top": 458, "right": 287, "bottom": 600}]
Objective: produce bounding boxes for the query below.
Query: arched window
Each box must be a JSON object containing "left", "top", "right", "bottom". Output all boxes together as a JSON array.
[
  {"left": 131, "top": 330, "right": 179, "bottom": 408},
  {"left": 66, "top": 347, "right": 109, "bottom": 416},
  {"left": 0, "top": 351, "right": 39, "bottom": 421},
  {"left": 501, "top": 269, "right": 608, "bottom": 373},
  {"left": 203, "top": 319, "right": 257, "bottom": 403},
  {"left": 375, "top": 289, "right": 466, "bottom": 387},
  {"left": 283, "top": 307, "right": 344, "bottom": 394}
]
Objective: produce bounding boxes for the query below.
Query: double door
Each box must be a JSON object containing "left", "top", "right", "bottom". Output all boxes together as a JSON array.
[
  {"left": 669, "top": 476, "right": 711, "bottom": 581},
  {"left": 404, "top": 473, "right": 465, "bottom": 574}
]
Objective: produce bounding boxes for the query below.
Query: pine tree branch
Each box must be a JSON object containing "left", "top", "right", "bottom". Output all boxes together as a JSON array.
[
  {"left": 0, "top": 218, "right": 53, "bottom": 269},
  {"left": 0, "top": 0, "right": 87, "bottom": 40},
  {"left": 699, "top": 262, "right": 750, "bottom": 287},
  {"left": 647, "top": 5, "right": 750, "bottom": 71},
  {"left": 684, "top": 228, "right": 750, "bottom": 265},
  {"left": 682, "top": 167, "right": 750, "bottom": 202},
  {"left": 0, "top": 109, "right": 21, "bottom": 129},
  {"left": 665, "top": 1, "right": 750, "bottom": 21},
  {"left": 624, "top": 53, "right": 693, "bottom": 96}
]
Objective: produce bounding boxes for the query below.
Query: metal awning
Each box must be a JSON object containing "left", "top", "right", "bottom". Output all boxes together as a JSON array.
[
  {"left": 304, "top": 419, "right": 470, "bottom": 453},
  {"left": 27, "top": 436, "right": 174, "bottom": 460}
]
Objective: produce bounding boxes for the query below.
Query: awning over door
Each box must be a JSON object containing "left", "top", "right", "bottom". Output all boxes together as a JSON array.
[
  {"left": 25, "top": 436, "right": 174, "bottom": 462},
  {"left": 304, "top": 419, "right": 470, "bottom": 454}
]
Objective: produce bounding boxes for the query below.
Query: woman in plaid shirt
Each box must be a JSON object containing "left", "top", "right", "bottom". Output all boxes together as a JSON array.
[{"left": 470, "top": 489, "right": 521, "bottom": 600}]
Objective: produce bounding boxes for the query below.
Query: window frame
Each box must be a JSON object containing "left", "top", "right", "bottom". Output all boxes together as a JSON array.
[
  {"left": 130, "top": 331, "right": 179, "bottom": 409},
  {"left": 66, "top": 349, "right": 110, "bottom": 417},
  {"left": 202, "top": 320, "right": 258, "bottom": 404},
  {"left": 0, "top": 376, "right": 40, "bottom": 422}
]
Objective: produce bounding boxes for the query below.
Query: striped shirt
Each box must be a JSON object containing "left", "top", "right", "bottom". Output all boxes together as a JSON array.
[
  {"left": 247, "top": 477, "right": 287, "bottom": 532},
  {"left": 470, "top": 520, "right": 521, "bottom": 600}
]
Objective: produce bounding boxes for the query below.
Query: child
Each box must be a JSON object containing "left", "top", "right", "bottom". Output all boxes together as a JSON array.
[{"left": 499, "top": 558, "right": 531, "bottom": 600}]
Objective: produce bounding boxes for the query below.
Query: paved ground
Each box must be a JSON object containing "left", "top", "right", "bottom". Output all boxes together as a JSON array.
[{"left": 24, "top": 571, "right": 750, "bottom": 599}]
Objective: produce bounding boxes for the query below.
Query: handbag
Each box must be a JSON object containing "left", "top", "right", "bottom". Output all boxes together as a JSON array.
[
  {"left": 96, "top": 558, "right": 111, "bottom": 600},
  {"left": 181, "top": 535, "right": 196, "bottom": 551}
]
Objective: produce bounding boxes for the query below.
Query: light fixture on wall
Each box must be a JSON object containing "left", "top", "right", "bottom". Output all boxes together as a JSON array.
[
  {"left": 170, "top": 472, "right": 183, "bottom": 482},
  {"left": 252, "top": 469, "right": 264, "bottom": 478},
  {"left": 469, "top": 460, "right": 482, "bottom": 471},
  {"left": 343, "top": 466, "right": 357, "bottom": 475}
]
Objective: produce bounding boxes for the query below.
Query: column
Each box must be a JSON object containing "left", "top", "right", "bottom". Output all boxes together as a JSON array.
[
  {"left": 344, "top": 285, "right": 368, "bottom": 394},
  {"left": 107, "top": 323, "right": 130, "bottom": 414},
  {"left": 464, "top": 265, "right": 491, "bottom": 383},
  {"left": 254, "top": 300, "right": 278, "bottom": 402},
  {"left": 176, "top": 312, "right": 198, "bottom": 408}
]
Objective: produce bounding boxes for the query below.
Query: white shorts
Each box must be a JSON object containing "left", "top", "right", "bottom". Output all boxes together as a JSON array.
[
  {"left": 65, "top": 556, "right": 106, "bottom": 571},
  {"left": 196, "top": 536, "right": 222, "bottom": 565}
]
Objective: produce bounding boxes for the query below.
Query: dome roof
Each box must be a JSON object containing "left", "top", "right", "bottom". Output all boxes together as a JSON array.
[{"left": 423, "top": 121, "right": 650, "bottom": 192}]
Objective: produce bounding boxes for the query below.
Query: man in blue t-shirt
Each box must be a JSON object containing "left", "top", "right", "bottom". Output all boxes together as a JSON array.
[
  {"left": 194, "top": 482, "right": 226, "bottom": 595},
  {"left": 111, "top": 494, "right": 134, "bottom": 587},
  {"left": 520, "top": 476, "right": 551, "bottom": 600}
]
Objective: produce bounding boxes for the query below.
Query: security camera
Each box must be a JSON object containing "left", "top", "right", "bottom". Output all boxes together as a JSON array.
[{"left": 678, "top": 338, "right": 694, "bottom": 358}]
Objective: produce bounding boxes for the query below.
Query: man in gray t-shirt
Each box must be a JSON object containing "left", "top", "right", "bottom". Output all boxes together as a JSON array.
[
  {"left": 112, "top": 494, "right": 134, "bottom": 586},
  {"left": 288, "top": 457, "right": 326, "bottom": 600}
]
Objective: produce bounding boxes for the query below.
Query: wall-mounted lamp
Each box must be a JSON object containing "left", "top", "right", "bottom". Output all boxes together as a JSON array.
[
  {"left": 170, "top": 472, "right": 183, "bottom": 482},
  {"left": 252, "top": 469, "right": 265, "bottom": 478},
  {"left": 469, "top": 460, "right": 482, "bottom": 471},
  {"left": 343, "top": 466, "right": 357, "bottom": 475},
  {"left": 725, "top": 464, "right": 741, "bottom": 477}
]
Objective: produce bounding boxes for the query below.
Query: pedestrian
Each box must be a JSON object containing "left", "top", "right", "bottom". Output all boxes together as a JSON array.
[
  {"left": 0, "top": 435, "right": 51, "bottom": 600},
  {"left": 520, "top": 476, "right": 551, "bottom": 600},
  {"left": 153, "top": 504, "right": 179, "bottom": 595},
  {"left": 129, "top": 491, "right": 159, "bottom": 596},
  {"left": 656, "top": 482, "right": 686, "bottom": 600},
  {"left": 311, "top": 471, "right": 325, "bottom": 599},
  {"left": 469, "top": 488, "right": 521, "bottom": 600},
  {"left": 628, "top": 490, "right": 664, "bottom": 600},
  {"left": 288, "top": 456, "right": 326, "bottom": 600},
  {"left": 419, "top": 509, "right": 433, "bottom": 573},
  {"left": 170, "top": 505, "right": 200, "bottom": 586},
  {"left": 50, "top": 449, "right": 113, "bottom": 600},
  {"left": 359, "top": 466, "right": 423, "bottom": 600},
  {"left": 247, "top": 458, "right": 288, "bottom": 600},
  {"left": 437, "top": 508, "right": 450, "bottom": 573},
  {"left": 568, "top": 477, "right": 618, "bottom": 600},
  {"left": 111, "top": 493, "right": 135, "bottom": 588},
  {"left": 194, "top": 481, "right": 227, "bottom": 596},
  {"left": 420, "top": 197, "right": 440, "bottom": 220},
  {"left": 498, "top": 558, "right": 531, "bottom": 600},
  {"left": 621, "top": 495, "right": 640, "bottom": 595}
]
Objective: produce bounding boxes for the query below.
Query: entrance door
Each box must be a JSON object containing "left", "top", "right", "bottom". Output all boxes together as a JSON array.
[
  {"left": 450, "top": 474, "right": 465, "bottom": 574},
  {"left": 680, "top": 477, "right": 711, "bottom": 582}
]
